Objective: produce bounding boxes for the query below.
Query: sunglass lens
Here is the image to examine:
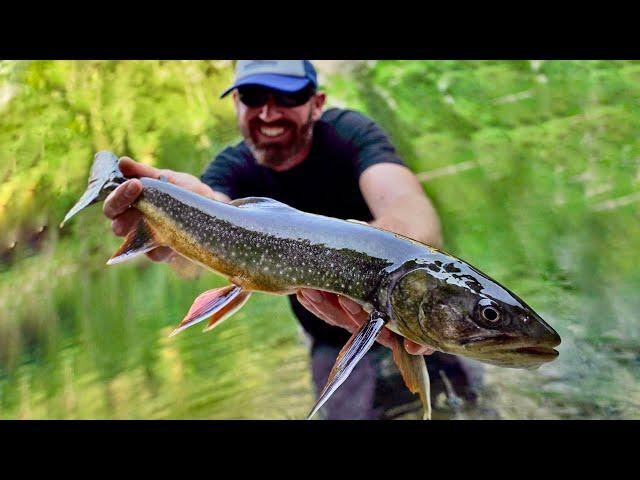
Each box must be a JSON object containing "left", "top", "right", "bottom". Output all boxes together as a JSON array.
[
  {"left": 238, "top": 87, "right": 314, "bottom": 108},
  {"left": 276, "top": 89, "right": 313, "bottom": 108},
  {"left": 238, "top": 88, "right": 269, "bottom": 108}
]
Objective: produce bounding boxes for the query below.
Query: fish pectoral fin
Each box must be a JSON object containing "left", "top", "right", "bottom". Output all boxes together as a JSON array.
[
  {"left": 107, "top": 218, "right": 161, "bottom": 265},
  {"left": 391, "top": 334, "right": 432, "bottom": 420},
  {"left": 169, "top": 284, "right": 251, "bottom": 337},
  {"left": 307, "top": 311, "right": 387, "bottom": 420}
]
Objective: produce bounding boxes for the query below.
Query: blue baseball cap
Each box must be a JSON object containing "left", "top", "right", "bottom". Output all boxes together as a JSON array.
[{"left": 220, "top": 60, "right": 318, "bottom": 98}]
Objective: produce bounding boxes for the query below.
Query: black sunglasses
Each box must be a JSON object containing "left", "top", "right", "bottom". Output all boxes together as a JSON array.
[{"left": 237, "top": 86, "right": 316, "bottom": 108}]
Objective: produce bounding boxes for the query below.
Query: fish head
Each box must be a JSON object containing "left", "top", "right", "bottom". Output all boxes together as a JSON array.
[{"left": 388, "top": 259, "right": 561, "bottom": 369}]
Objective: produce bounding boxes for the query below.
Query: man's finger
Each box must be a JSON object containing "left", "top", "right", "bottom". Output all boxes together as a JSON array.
[
  {"left": 146, "top": 247, "right": 175, "bottom": 263},
  {"left": 298, "top": 290, "right": 360, "bottom": 332},
  {"left": 118, "top": 157, "right": 162, "bottom": 179},
  {"left": 103, "top": 179, "right": 142, "bottom": 219},
  {"left": 337, "top": 295, "right": 364, "bottom": 316},
  {"left": 297, "top": 292, "right": 340, "bottom": 327},
  {"left": 300, "top": 291, "right": 341, "bottom": 324},
  {"left": 299, "top": 288, "right": 323, "bottom": 303},
  {"left": 111, "top": 208, "right": 141, "bottom": 237},
  {"left": 319, "top": 291, "right": 362, "bottom": 329},
  {"left": 404, "top": 339, "right": 435, "bottom": 356}
]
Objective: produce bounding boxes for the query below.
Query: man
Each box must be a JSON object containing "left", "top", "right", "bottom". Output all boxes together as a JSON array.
[{"left": 103, "top": 60, "right": 480, "bottom": 419}]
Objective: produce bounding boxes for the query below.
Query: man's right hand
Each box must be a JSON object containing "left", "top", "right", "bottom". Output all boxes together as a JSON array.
[
  {"left": 102, "top": 157, "right": 228, "bottom": 263},
  {"left": 296, "top": 288, "right": 435, "bottom": 356}
]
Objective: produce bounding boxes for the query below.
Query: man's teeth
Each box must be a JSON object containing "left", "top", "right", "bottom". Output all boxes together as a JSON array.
[{"left": 260, "top": 126, "right": 285, "bottom": 137}]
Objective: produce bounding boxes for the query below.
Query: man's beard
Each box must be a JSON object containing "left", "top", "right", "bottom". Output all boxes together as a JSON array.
[{"left": 243, "top": 112, "right": 315, "bottom": 169}]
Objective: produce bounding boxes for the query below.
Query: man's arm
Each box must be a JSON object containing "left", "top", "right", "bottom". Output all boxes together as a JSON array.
[
  {"left": 297, "top": 162, "right": 441, "bottom": 355},
  {"left": 360, "top": 162, "right": 443, "bottom": 248}
]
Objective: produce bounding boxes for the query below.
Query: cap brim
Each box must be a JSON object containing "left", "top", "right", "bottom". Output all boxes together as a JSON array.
[{"left": 220, "top": 74, "right": 312, "bottom": 98}]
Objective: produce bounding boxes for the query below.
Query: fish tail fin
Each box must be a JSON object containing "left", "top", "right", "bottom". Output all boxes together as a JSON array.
[{"left": 60, "top": 151, "right": 126, "bottom": 228}]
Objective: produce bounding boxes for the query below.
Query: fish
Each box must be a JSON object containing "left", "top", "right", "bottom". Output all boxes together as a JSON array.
[{"left": 62, "top": 151, "right": 562, "bottom": 420}]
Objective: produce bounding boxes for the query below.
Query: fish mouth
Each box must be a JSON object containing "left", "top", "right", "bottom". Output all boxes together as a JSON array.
[
  {"left": 503, "top": 345, "right": 559, "bottom": 366},
  {"left": 459, "top": 335, "right": 560, "bottom": 367},
  {"left": 513, "top": 345, "right": 559, "bottom": 358}
]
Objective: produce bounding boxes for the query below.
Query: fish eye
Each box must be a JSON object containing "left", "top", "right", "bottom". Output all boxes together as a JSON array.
[
  {"left": 476, "top": 298, "right": 502, "bottom": 325},
  {"left": 482, "top": 306, "right": 500, "bottom": 322}
]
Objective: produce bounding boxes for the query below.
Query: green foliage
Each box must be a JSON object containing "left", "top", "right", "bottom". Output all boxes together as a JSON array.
[
  {"left": 0, "top": 60, "right": 238, "bottom": 249},
  {"left": 326, "top": 60, "right": 640, "bottom": 418},
  {"left": 0, "top": 60, "right": 314, "bottom": 419}
]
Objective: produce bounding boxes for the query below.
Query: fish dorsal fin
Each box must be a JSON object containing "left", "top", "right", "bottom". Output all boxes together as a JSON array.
[
  {"left": 230, "top": 197, "right": 296, "bottom": 211},
  {"left": 346, "top": 219, "right": 369, "bottom": 226}
]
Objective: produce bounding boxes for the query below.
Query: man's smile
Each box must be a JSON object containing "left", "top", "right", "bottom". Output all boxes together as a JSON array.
[
  {"left": 259, "top": 125, "right": 287, "bottom": 138},
  {"left": 252, "top": 123, "right": 293, "bottom": 144}
]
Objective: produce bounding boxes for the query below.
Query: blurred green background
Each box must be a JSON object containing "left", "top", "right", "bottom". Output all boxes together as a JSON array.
[{"left": 0, "top": 60, "right": 638, "bottom": 419}]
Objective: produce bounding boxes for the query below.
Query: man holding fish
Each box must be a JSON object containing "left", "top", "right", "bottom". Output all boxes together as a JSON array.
[{"left": 102, "top": 60, "right": 482, "bottom": 419}]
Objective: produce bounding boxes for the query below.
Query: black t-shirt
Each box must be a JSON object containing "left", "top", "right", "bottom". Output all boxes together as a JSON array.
[{"left": 201, "top": 107, "right": 405, "bottom": 345}]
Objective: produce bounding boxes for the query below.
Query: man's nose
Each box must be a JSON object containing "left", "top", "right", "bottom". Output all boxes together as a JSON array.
[{"left": 258, "top": 96, "right": 283, "bottom": 122}]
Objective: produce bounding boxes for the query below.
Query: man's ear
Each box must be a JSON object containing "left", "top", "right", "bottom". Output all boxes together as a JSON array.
[
  {"left": 310, "top": 92, "right": 326, "bottom": 121},
  {"left": 232, "top": 90, "right": 240, "bottom": 108}
]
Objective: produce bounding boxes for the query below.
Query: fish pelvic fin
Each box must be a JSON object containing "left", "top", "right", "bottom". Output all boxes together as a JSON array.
[
  {"left": 170, "top": 285, "right": 250, "bottom": 337},
  {"left": 307, "top": 311, "right": 387, "bottom": 420},
  {"left": 60, "top": 151, "right": 126, "bottom": 228},
  {"left": 107, "top": 218, "right": 161, "bottom": 265},
  {"left": 391, "top": 334, "right": 432, "bottom": 420}
]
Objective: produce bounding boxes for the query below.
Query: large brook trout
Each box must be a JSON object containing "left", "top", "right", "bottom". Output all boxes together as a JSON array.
[{"left": 62, "top": 151, "right": 561, "bottom": 419}]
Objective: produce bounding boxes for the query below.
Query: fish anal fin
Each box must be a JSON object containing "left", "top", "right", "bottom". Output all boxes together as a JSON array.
[
  {"left": 391, "top": 334, "right": 432, "bottom": 420},
  {"left": 307, "top": 311, "right": 387, "bottom": 420},
  {"left": 107, "top": 218, "right": 161, "bottom": 265},
  {"left": 170, "top": 285, "right": 250, "bottom": 337}
]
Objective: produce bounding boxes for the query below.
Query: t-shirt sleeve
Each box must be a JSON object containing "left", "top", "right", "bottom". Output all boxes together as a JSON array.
[
  {"left": 332, "top": 109, "right": 406, "bottom": 177},
  {"left": 200, "top": 146, "right": 245, "bottom": 199}
]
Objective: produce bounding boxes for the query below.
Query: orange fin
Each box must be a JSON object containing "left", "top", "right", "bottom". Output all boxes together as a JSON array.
[
  {"left": 203, "top": 290, "right": 250, "bottom": 332},
  {"left": 307, "top": 311, "right": 386, "bottom": 420},
  {"left": 169, "top": 285, "right": 251, "bottom": 337},
  {"left": 107, "top": 218, "right": 160, "bottom": 265},
  {"left": 391, "top": 334, "right": 432, "bottom": 420}
]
